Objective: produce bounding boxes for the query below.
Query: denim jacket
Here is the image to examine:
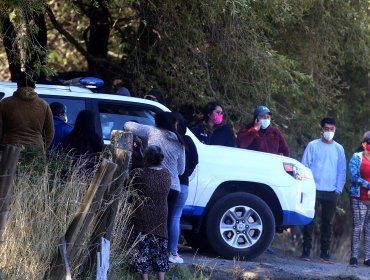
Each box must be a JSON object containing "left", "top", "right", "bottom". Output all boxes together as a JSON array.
[{"left": 349, "top": 152, "right": 370, "bottom": 198}]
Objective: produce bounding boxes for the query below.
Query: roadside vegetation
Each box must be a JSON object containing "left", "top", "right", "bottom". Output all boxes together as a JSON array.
[
  {"left": 0, "top": 151, "right": 135, "bottom": 279},
  {"left": 0, "top": 150, "right": 222, "bottom": 279}
]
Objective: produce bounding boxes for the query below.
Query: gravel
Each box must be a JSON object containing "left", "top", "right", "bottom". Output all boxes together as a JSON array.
[{"left": 178, "top": 246, "right": 369, "bottom": 280}]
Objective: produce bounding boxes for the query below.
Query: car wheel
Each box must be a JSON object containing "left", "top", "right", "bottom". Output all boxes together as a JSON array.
[{"left": 205, "top": 192, "right": 275, "bottom": 260}]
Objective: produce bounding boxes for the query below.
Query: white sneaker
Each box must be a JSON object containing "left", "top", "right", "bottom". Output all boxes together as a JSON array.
[{"left": 168, "top": 253, "right": 184, "bottom": 264}]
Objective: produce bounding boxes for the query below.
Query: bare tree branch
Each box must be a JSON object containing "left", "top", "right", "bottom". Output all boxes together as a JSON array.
[{"left": 45, "top": 5, "right": 125, "bottom": 73}]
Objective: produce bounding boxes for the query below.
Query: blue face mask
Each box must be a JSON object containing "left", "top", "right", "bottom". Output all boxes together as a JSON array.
[{"left": 260, "top": 119, "right": 270, "bottom": 129}]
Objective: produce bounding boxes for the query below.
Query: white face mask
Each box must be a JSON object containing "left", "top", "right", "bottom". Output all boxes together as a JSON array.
[
  {"left": 323, "top": 131, "right": 335, "bottom": 141},
  {"left": 260, "top": 119, "right": 270, "bottom": 129}
]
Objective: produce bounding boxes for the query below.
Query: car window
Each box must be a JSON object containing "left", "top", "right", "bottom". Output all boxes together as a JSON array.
[
  {"left": 98, "top": 102, "right": 156, "bottom": 140},
  {"left": 42, "top": 97, "right": 86, "bottom": 127}
]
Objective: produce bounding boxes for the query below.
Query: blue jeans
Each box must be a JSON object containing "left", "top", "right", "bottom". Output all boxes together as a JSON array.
[{"left": 168, "top": 184, "right": 189, "bottom": 254}]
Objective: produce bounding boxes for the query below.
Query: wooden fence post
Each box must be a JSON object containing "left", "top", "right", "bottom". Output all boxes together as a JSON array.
[
  {"left": 78, "top": 130, "right": 133, "bottom": 278},
  {"left": 46, "top": 158, "right": 117, "bottom": 280},
  {"left": 0, "top": 145, "right": 21, "bottom": 241}
]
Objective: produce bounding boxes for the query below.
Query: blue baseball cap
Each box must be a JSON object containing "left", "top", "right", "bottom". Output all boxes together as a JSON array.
[{"left": 254, "top": 105, "right": 271, "bottom": 118}]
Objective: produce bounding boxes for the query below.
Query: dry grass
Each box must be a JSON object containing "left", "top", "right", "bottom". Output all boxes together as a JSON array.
[{"left": 0, "top": 151, "right": 136, "bottom": 279}]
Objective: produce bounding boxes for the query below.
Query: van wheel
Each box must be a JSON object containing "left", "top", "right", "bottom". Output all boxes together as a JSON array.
[{"left": 206, "top": 192, "right": 275, "bottom": 260}]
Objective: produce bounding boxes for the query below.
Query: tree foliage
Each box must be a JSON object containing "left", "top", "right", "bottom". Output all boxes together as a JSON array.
[{"left": 0, "top": 0, "right": 369, "bottom": 156}]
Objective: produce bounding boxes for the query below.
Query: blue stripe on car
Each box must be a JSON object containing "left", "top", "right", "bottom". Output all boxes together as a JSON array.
[{"left": 282, "top": 210, "right": 313, "bottom": 225}]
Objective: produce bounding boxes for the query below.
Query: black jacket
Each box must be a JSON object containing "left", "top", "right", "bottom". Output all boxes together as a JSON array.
[
  {"left": 191, "top": 122, "right": 235, "bottom": 147},
  {"left": 179, "top": 135, "right": 199, "bottom": 185}
]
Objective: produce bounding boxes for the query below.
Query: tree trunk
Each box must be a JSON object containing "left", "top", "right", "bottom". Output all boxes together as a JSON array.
[
  {"left": 0, "top": 15, "right": 21, "bottom": 81},
  {"left": 86, "top": 0, "right": 111, "bottom": 85},
  {"left": 25, "top": 11, "right": 48, "bottom": 83}
]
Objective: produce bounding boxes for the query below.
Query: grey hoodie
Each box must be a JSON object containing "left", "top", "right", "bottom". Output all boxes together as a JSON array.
[{"left": 124, "top": 121, "right": 185, "bottom": 192}]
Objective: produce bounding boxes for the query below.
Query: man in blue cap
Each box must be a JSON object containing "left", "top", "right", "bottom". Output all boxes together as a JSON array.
[{"left": 236, "top": 105, "right": 290, "bottom": 156}]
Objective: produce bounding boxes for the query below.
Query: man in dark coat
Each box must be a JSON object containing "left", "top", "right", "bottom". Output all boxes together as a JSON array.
[{"left": 0, "top": 72, "right": 54, "bottom": 150}]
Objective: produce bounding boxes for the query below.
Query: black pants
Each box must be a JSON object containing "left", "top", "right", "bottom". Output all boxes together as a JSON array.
[{"left": 302, "top": 190, "right": 339, "bottom": 251}]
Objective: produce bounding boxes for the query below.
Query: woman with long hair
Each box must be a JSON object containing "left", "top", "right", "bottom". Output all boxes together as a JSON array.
[
  {"left": 124, "top": 112, "right": 185, "bottom": 246},
  {"left": 168, "top": 112, "right": 198, "bottom": 263},
  {"left": 62, "top": 109, "right": 103, "bottom": 172},
  {"left": 190, "top": 101, "right": 235, "bottom": 147}
]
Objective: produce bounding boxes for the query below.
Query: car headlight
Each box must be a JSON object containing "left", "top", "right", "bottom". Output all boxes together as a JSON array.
[{"left": 283, "top": 162, "right": 310, "bottom": 180}]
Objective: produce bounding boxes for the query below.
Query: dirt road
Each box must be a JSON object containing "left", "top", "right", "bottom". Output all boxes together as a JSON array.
[{"left": 178, "top": 245, "right": 369, "bottom": 280}]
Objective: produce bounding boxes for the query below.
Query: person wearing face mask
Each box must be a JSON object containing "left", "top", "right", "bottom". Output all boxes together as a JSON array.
[
  {"left": 354, "top": 131, "right": 370, "bottom": 152},
  {"left": 300, "top": 117, "right": 346, "bottom": 263},
  {"left": 49, "top": 102, "right": 73, "bottom": 150},
  {"left": 348, "top": 132, "right": 370, "bottom": 267},
  {"left": 236, "top": 105, "right": 290, "bottom": 156},
  {"left": 190, "top": 101, "right": 235, "bottom": 147}
]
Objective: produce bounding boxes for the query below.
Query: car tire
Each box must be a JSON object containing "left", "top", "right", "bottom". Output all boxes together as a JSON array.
[{"left": 205, "top": 192, "right": 275, "bottom": 260}]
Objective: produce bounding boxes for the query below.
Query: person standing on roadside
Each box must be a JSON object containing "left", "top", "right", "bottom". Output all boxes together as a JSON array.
[
  {"left": 128, "top": 145, "right": 171, "bottom": 280},
  {"left": 236, "top": 105, "right": 290, "bottom": 156},
  {"left": 0, "top": 72, "right": 54, "bottom": 151},
  {"left": 49, "top": 102, "right": 73, "bottom": 150},
  {"left": 300, "top": 117, "right": 346, "bottom": 262},
  {"left": 124, "top": 112, "right": 186, "bottom": 260},
  {"left": 348, "top": 132, "right": 370, "bottom": 267},
  {"left": 190, "top": 101, "right": 235, "bottom": 147},
  {"left": 62, "top": 110, "right": 103, "bottom": 174},
  {"left": 168, "top": 112, "right": 198, "bottom": 263}
]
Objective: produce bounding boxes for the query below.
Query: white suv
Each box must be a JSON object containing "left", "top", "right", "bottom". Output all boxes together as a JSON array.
[{"left": 0, "top": 81, "right": 316, "bottom": 260}]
